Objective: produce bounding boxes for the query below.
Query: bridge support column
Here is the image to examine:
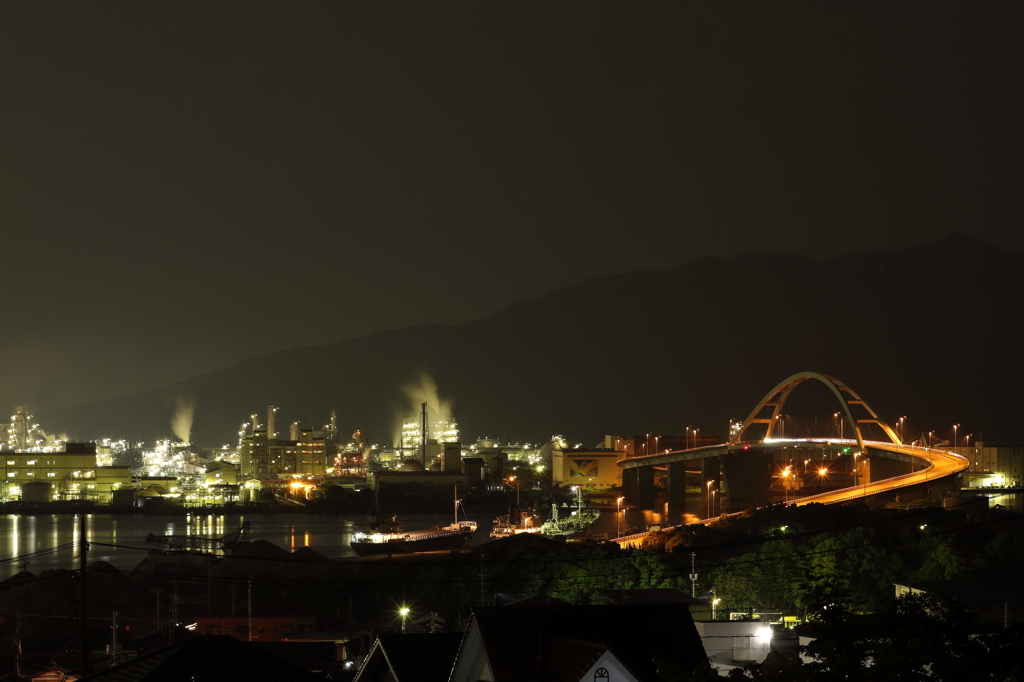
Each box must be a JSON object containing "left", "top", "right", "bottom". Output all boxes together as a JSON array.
[
  {"left": 721, "top": 450, "right": 772, "bottom": 513},
  {"left": 634, "top": 466, "right": 655, "bottom": 509},
  {"left": 667, "top": 461, "right": 688, "bottom": 506}
]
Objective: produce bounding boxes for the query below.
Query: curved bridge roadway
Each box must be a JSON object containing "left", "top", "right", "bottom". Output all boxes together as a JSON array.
[
  {"left": 789, "top": 441, "right": 968, "bottom": 506},
  {"left": 614, "top": 442, "right": 968, "bottom": 547}
]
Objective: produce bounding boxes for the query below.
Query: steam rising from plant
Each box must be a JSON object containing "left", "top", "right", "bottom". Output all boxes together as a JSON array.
[
  {"left": 393, "top": 373, "right": 454, "bottom": 446},
  {"left": 171, "top": 395, "right": 196, "bottom": 443}
]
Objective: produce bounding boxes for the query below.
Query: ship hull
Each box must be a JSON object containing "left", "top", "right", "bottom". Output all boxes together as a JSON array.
[{"left": 350, "top": 527, "right": 474, "bottom": 556}]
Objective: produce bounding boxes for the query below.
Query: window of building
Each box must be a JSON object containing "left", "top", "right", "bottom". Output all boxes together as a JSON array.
[
  {"left": 47, "top": 473, "right": 56, "bottom": 478},
  {"left": 7, "top": 472, "right": 15, "bottom": 477},
  {"left": 26, "top": 472, "right": 35, "bottom": 477},
  {"left": 27, "top": 460, "right": 36, "bottom": 465},
  {"left": 6, "top": 460, "right": 14, "bottom": 465}
]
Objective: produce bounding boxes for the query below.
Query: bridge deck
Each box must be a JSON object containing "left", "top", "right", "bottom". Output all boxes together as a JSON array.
[{"left": 613, "top": 442, "right": 969, "bottom": 547}]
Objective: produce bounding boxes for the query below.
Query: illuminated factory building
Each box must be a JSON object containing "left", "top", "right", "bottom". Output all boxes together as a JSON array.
[
  {"left": 399, "top": 413, "right": 459, "bottom": 463},
  {"left": 1, "top": 442, "right": 132, "bottom": 503},
  {"left": 238, "top": 406, "right": 328, "bottom": 479}
]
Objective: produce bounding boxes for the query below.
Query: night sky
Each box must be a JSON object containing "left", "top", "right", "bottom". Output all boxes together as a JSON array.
[{"left": 2, "top": 3, "right": 1021, "bottom": 414}]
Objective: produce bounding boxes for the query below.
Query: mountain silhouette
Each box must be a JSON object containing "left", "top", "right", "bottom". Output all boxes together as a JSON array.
[{"left": 42, "top": 235, "right": 1023, "bottom": 447}]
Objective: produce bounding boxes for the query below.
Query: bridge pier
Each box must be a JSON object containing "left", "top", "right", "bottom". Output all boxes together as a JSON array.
[
  {"left": 667, "top": 461, "right": 688, "bottom": 506},
  {"left": 623, "top": 466, "right": 656, "bottom": 509},
  {"left": 721, "top": 449, "right": 772, "bottom": 513}
]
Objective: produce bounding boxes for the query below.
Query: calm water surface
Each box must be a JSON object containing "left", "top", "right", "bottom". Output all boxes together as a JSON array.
[
  {"left": 8, "top": 492, "right": 1010, "bottom": 579},
  {"left": 0, "top": 504, "right": 697, "bottom": 579}
]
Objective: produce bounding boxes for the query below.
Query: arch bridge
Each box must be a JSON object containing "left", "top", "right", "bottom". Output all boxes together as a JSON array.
[{"left": 619, "top": 372, "right": 969, "bottom": 514}]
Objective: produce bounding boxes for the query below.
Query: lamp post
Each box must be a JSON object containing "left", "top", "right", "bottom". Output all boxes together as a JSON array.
[
  {"left": 898, "top": 416, "right": 906, "bottom": 445},
  {"left": 953, "top": 424, "right": 959, "bottom": 452},
  {"left": 400, "top": 607, "right": 410, "bottom": 633},
  {"left": 818, "top": 468, "right": 828, "bottom": 493},
  {"left": 804, "top": 459, "right": 810, "bottom": 475},
  {"left": 712, "top": 489, "right": 717, "bottom": 517},
  {"left": 616, "top": 496, "right": 624, "bottom": 537},
  {"left": 706, "top": 480, "right": 713, "bottom": 519},
  {"left": 693, "top": 428, "right": 699, "bottom": 450}
]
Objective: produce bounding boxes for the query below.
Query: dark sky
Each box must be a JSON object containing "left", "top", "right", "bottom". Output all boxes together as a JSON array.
[{"left": 2, "top": 3, "right": 1021, "bottom": 414}]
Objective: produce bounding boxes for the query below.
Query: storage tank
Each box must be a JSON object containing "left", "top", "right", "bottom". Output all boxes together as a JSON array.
[{"left": 22, "top": 480, "right": 51, "bottom": 504}]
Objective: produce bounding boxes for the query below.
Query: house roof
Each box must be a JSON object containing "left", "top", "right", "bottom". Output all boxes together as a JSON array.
[
  {"left": 353, "top": 633, "right": 463, "bottom": 682},
  {"left": 466, "top": 603, "right": 705, "bottom": 682},
  {"left": 80, "top": 635, "right": 322, "bottom": 682}
]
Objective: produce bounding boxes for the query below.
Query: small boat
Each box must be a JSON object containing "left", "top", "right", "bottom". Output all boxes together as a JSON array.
[
  {"left": 539, "top": 487, "right": 600, "bottom": 538},
  {"left": 490, "top": 507, "right": 543, "bottom": 538},
  {"left": 350, "top": 487, "right": 477, "bottom": 556}
]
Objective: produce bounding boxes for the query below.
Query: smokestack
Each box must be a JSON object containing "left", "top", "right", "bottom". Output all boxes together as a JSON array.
[
  {"left": 421, "top": 402, "right": 428, "bottom": 466},
  {"left": 268, "top": 406, "right": 278, "bottom": 440}
]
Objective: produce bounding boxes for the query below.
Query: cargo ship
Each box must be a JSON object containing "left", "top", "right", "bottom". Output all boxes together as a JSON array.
[{"left": 350, "top": 488, "right": 477, "bottom": 556}]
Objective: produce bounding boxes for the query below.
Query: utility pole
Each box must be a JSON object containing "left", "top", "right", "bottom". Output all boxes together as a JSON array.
[
  {"left": 689, "top": 552, "right": 698, "bottom": 598},
  {"left": 479, "top": 561, "right": 485, "bottom": 607},
  {"left": 150, "top": 588, "right": 164, "bottom": 631},
  {"left": 230, "top": 583, "right": 238, "bottom": 639},
  {"left": 170, "top": 581, "right": 180, "bottom": 644},
  {"left": 16, "top": 614, "right": 22, "bottom": 679},
  {"left": 110, "top": 611, "right": 120, "bottom": 666},
  {"left": 79, "top": 514, "right": 90, "bottom": 677},
  {"left": 248, "top": 577, "right": 254, "bottom": 642}
]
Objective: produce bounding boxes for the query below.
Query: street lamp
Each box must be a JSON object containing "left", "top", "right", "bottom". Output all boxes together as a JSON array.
[
  {"left": 953, "top": 424, "right": 959, "bottom": 452},
  {"left": 898, "top": 416, "right": 906, "bottom": 445},
  {"left": 834, "top": 412, "right": 845, "bottom": 442},
  {"left": 399, "top": 607, "right": 410, "bottom": 632},
  {"left": 804, "top": 459, "right": 810, "bottom": 475},
  {"left": 818, "top": 467, "right": 828, "bottom": 493},
  {"left": 706, "top": 480, "right": 713, "bottom": 519},
  {"left": 712, "top": 488, "right": 717, "bottom": 517},
  {"left": 616, "top": 496, "right": 624, "bottom": 537}
]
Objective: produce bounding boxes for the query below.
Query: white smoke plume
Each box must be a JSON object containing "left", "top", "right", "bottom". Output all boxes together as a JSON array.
[
  {"left": 393, "top": 372, "right": 454, "bottom": 446},
  {"left": 171, "top": 395, "right": 197, "bottom": 443}
]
